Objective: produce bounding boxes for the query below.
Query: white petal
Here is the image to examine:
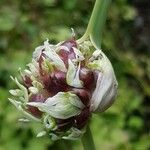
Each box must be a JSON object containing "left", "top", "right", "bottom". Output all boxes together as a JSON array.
[
  {"left": 43, "top": 115, "right": 56, "bottom": 130},
  {"left": 49, "top": 133, "right": 60, "bottom": 141},
  {"left": 9, "top": 98, "right": 40, "bottom": 122},
  {"left": 8, "top": 98, "right": 22, "bottom": 108},
  {"left": 27, "top": 60, "right": 39, "bottom": 77},
  {"left": 33, "top": 45, "right": 44, "bottom": 60},
  {"left": 36, "top": 131, "right": 46, "bottom": 137},
  {"left": 27, "top": 92, "right": 84, "bottom": 119},
  {"left": 9, "top": 89, "right": 24, "bottom": 97},
  {"left": 59, "top": 45, "right": 70, "bottom": 52},
  {"left": 66, "top": 60, "right": 83, "bottom": 88},
  {"left": 41, "top": 57, "right": 55, "bottom": 74},
  {"left": 24, "top": 69, "right": 32, "bottom": 76},
  {"left": 29, "top": 87, "right": 39, "bottom": 94},
  {"left": 73, "top": 47, "right": 85, "bottom": 61},
  {"left": 62, "top": 127, "right": 84, "bottom": 140},
  {"left": 43, "top": 50, "right": 66, "bottom": 72},
  {"left": 10, "top": 76, "right": 28, "bottom": 103},
  {"left": 32, "top": 81, "right": 43, "bottom": 90}
]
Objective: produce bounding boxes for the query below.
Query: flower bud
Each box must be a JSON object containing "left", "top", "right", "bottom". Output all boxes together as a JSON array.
[{"left": 9, "top": 37, "right": 117, "bottom": 140}]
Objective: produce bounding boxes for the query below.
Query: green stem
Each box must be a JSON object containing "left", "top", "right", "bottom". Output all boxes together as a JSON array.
[
  {"left": 81, "top": 125, "right": 96, "bottom": 150},
  {"left": 78, "top": 0, "right": 111, "bottom": 49},
  {"left": 50, "top": 140, "right": 66, "bottom": 150}
]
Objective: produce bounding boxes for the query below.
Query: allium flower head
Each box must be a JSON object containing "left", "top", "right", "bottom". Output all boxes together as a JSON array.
[{"left": 9, "top": 36, "right": 118, "bottom": 140}]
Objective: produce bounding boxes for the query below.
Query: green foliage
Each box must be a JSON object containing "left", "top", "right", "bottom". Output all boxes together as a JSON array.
[{"left": 0, "top": 0, "right": 149, "bottom": 149}]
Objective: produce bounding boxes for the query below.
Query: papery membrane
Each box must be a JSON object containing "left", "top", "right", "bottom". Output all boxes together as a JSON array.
[{"left": 89, "top": 50, "right": 118, "bottom": 112}]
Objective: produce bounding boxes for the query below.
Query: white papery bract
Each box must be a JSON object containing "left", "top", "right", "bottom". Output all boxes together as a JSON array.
[{"left": 88, "top": 49, "right": 118, "bottom": 112}]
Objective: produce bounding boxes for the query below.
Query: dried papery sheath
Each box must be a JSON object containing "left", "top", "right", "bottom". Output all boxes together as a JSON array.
[{"left": 9, "top": 36, "right": 118, "bottom": 140}]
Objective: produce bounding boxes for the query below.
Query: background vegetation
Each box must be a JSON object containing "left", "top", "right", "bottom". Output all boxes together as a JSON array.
[{"left": 0, "top": 0, "right": 149, "bottom": 149}]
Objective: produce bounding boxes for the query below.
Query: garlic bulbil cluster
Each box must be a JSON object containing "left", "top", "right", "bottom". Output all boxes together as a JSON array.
[{"left": 9, "top": 38, "right": 118, "bottom": 140}]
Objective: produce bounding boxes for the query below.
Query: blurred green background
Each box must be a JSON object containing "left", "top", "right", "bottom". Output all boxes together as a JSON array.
[{"left": 0, "top": 0, "right": 149, "bottom": 150}]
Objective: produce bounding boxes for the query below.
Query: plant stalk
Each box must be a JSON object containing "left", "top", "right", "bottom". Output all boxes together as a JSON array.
[
  {"left": 81, "top": 125, "right": 96, "bottom": 150},
  {"left": 78, "top": 0, "right": 111, "bottom": 49}
]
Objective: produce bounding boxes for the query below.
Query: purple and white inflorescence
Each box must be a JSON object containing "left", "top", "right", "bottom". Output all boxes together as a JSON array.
[{"left": 9, "top": 38, "right": 118, "bottom": 140}]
